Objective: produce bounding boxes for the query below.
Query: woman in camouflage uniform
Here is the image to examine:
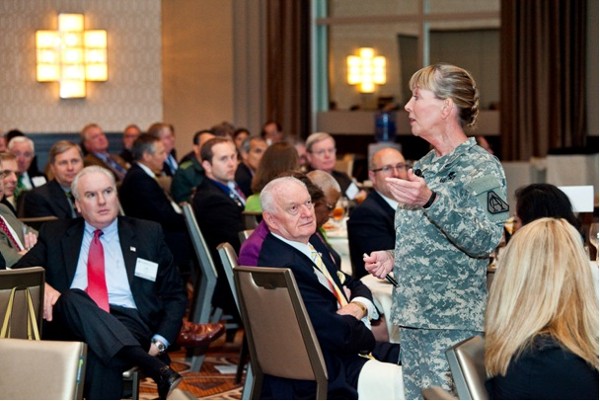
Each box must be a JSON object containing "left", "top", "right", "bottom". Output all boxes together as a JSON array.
[{"left": 365, "top": 63, "right": 509, "bottom": 399}]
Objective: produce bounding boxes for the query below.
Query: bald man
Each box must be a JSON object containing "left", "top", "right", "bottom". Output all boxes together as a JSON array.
[{"left": 347, "top": 147, "right": 407, "bottom": 278}]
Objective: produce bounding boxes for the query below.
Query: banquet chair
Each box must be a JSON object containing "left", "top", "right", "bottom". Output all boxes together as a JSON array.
[
  {"left": 0, "top": 266, "right": 45, "bottom": 339},
  {"left": 217, "top": 242, "right": 253, "bottom": 397},
  {"left": 182, "top": 202, "right": 228, "bottom": 371},
  {"left": 0, "top": 338, "right": 87, "bottom": 399},
  {"left": 234, "top": 266, "right": 328, "bottom": 399},
  {"left": 18, "top": 215, "right": 59, "bottom": 231},
  {"left": 445, "top": 335, "right": 488, "bottom": 400},
  {"left": 239, "top": 229, "right": 254, "bottom": 243},
  {"left": 242, "top": 211, "right": 260, "bottom": 229}
]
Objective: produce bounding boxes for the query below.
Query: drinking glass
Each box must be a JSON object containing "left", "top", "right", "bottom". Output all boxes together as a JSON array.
[
  {"left": 332, "top": 197, "right": 348, "bottom": 224},
  {"left": 589, "top": 223, "right": 599, "bottom": 263}
]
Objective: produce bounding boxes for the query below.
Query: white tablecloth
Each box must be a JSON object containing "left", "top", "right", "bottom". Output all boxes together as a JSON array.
[{"left": 361, "top": 274, "right": 400, "bottom": 343}]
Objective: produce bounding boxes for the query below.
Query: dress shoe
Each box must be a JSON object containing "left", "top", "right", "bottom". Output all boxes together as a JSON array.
[
  {"left": 177, "top": 322, "right": 225, "bottom": 348},
  {"left": 156, "top": 365, "right": 182, "bottom": 399}
]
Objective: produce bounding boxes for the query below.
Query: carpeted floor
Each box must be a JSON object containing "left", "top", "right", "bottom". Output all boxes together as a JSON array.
[{"left": 139, "top": 332, "right": 245, "bottom": 400}]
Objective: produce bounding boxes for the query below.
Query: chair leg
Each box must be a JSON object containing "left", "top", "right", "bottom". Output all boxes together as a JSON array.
[
  {"left": 236, "top": 335, "right": 249, "bottom": 383},
  {"left": 241, "top": 365, "right": 254, "bottom": 400},
  {"left": 189, "top": 353, "right": 207, "bottom": 372}
]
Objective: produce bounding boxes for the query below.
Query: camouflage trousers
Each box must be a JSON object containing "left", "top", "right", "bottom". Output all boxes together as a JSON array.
[{"left": 399, "top": 327, "right": 482, "bottom": 399}]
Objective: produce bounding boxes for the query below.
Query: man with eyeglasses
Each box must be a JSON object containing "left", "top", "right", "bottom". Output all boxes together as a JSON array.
[{"left": 347, "top": 147, "right": 408, "bottom": 278}]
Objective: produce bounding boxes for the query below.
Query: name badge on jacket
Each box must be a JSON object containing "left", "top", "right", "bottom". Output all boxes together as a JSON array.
[{"left": 134, "top": 258, "right": 158, "bottom": 281}]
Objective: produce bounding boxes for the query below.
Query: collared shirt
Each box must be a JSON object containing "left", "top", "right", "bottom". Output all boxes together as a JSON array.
[
  {"left": 209, "top": 178, "right": 245, "bottom": 208},
  {"left": 271, "top": 232, "right": 377, "bottom": 322},
  {"left": 71, "top": 219, "right": 137, "bottom": 309},
  {"left": 165, "top": 154, "right": 178, "bottom": 175},
  {"left": 377, "top": 190, "right": 399, "bottom": 210}
]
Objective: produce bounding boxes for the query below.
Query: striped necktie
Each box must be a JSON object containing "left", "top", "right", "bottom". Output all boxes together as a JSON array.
[{"left": 308, "top": 243, "right": 347, "bottom": 307}]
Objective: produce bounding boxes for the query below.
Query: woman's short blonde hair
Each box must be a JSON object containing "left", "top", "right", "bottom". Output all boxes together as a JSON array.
[
  {"left": 409, "top": 63, "right": 479, "bottom": 129},
  {"left": 485, "top": 218, "right": 599, "bottom": 376}
]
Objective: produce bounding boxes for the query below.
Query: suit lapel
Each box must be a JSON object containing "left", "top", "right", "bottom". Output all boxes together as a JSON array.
[
  {"left": 61, "top": 220, "right": 85, "bottom": 282},
  {"left": 49, "top": 180, "right": 72, "bottom": 216},
  {"left": 117, "top": 217, "right": 138, "bottom": 285}
]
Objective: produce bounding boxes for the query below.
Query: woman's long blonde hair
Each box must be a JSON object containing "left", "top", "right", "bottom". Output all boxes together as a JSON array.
[{"left": 485, "top": 218, "right": 599, "bottom": 376}]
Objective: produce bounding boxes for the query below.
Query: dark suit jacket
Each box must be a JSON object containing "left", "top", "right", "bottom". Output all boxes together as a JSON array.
[
  {"left": 12, "top": 216, "right": 187, "bottom": 344},
  {"left": 346, "top": 190, "right": 396, "bottom": 278},
  {"left": 234, "top": 163, "right": 253, "bottom": 197},
  {"left": 256, "top": 233, "right": 376, "bottom": 399},
  {"left": 22, "top": 179, "right": 75, "bottom": 219},
  {"left": 83, "top": 152, "right": 129, "bottom": 181},
  {"left": 192, "top": 178, "right": 244, "bottom": 314},
  {"left": 119, "top": 164, "right": 185, "bottom": 232}
]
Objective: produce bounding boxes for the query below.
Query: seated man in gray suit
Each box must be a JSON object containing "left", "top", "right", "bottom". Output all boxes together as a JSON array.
[
  {"left": 347, "top": 147, "right": 407, "bottom": 278},
  {"left": 0, "top": 156, "right": 37, "bottom": 266},
  {"left": 22, "top": 140, "right": 83, "bottom": 219},
  {"left": 13, "top": 166, "right": 187, "bottom": 400}
]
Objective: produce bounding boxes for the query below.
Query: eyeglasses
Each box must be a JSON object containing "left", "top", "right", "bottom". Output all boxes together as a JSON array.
[
  {"left": 371, "top": 163, "right": 409, "bottom": 174},
  {"left": 309, "top": 148, "right": 336, "bottom": 157}
]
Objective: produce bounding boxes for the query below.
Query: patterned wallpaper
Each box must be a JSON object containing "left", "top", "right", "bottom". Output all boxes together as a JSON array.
[{"left": 0, "top": 0, "right": 162, "bottom": 134}]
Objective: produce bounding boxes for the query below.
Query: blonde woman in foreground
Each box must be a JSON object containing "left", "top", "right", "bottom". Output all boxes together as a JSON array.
[{"left": 485, "top": 218, "right": 599, "bottom": 399}]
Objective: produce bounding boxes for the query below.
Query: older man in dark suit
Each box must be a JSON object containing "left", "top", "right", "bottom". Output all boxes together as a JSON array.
[
  {"left": 192, "top": 137, "right": 244, "bottom": 321},
  {"left": 241, "top": 176, "right": 403, "bottom": 399},
  {"left": 12, "top": 166, "right": 187, "bottom": 400},
  {"left": 119, "top": 134, "right": 192, "bottom": 281},
  {"left": 347, "top": 147, "right": 407, "bottom": 278},
  {"left": 22, "top": 140, "right": 83, "bottom": 219},
  {"left": 81, "top": 123, "right": 130, "bottom": 181}
]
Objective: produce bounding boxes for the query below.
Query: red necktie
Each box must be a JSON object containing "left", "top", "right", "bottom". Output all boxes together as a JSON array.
[
  {"left": 87, "top": 229, "right": 109, "bottom": 312},
  {"left": 0, "top": 217, "right": 22, "bottom": 251}
]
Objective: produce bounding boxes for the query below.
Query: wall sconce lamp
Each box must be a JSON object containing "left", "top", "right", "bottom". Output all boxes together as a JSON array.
[
  {"left": 347, "top": 47, "right": 386, "bottom": 93},
  {"left": 36, "top": 13, "right": 107, "bottom": 99}
]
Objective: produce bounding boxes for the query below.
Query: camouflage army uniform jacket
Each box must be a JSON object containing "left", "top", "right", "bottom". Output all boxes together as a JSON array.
[
  {"left": 170, "top": 157, "right": 206, "bottom": 204},
  {"left": 391, "top": 137, "right": 508, "bottom": 331}
]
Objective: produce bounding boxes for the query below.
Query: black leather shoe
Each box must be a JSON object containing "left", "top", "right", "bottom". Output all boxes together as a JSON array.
[{"left": 156, "top": 366, "right": 182, "bottom": 399}]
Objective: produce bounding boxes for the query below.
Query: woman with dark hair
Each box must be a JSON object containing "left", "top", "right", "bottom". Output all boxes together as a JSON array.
[
  {"left": 244, "top": 142, "right": 299, "bottom": 212},
  {"left": 514, "top": 183, "right": 579, "bottom": 231}
]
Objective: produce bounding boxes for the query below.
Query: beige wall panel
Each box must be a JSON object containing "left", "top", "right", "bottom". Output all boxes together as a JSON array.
[
  {"left": 0, "top": 0, "right": 162, "bottom": 133},
  {"left": 162, "top": 0, "right": 234, "bottom": 156}
]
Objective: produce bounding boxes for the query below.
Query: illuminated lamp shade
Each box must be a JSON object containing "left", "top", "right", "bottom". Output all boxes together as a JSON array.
[
  {"left": 36, "top": 13, "right": 107, "bottom": 98},
  {"left": 346, "top": 47, "right": 386, "bottom": 93}
]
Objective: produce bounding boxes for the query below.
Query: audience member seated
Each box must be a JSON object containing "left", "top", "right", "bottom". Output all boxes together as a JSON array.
[
  {"left": 8, "top": 136, "right": 47, "bottom": 196},
  {"left": 485, "top": 218, "right": 599, "bottom": 399},
  {"left": 119, "top": 134, "right": 192, "bottom": 281},
  {"left": 260, "top": 120, "right": 285, "bottom": 145},
  {"left": 239, "top": 171, "right": 335, "bottom": 267},
  {"left": 233, "top": 127, "right": 250, "bottom": 154},
  {"left": 347, "top": 147, "right": 407, "bottom": 278},
  {"left": 192, "top": 137, "right": 244, "bottom": 321},
  {"left": 0, "top": 152, "right": 20, "bottom": 215},
  {"left": 0, "top": 157, "right": 37, "bottom": 267},
  {"left": 171, "top": 130, "right": 215, "bottom": 203},
  {"left": 235, "top": 136, "right": 267, "bottom": 197},
  {"left": 306, "top": 169, "right": 341, "bottom": 243},
  {"left": 290, "top": 136, "right": 309, "bottom": 172},
  {"left": 12, "top": 166, "right": 187, "bottom": 400},
  {"left": 81, "top": 123, "right": 130, "bottom": 182},
  {"left": 211, "top": 121, "right": 236, "bottom": 139},
  {"left": 4, "top": 130, "right": 45, "bottom": 184},
  {"left": 119, "top": 124, "right": 142, "bottom": 164},
  {"left": 305, "top": 132, "right": 363, "bottom": 201},
  {"left": 244, "top": 142, "right": 299, "bottom": 213},
  {"left": 513, "top": 183, "right": 580, "bottom": 233},
  {"left": 22, "top": 141, "right": 83, "bottom": 219},
  {"left": 240, "top": 176, "right": 403, "bottom": 399},
  {"left": 147, "top": 122, "right": 178, "bottom": 177}
]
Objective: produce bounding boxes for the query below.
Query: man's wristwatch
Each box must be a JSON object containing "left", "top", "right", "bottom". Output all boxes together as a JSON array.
[{"left": 152, "top": 338, "right": 167, "bottom": 354}]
